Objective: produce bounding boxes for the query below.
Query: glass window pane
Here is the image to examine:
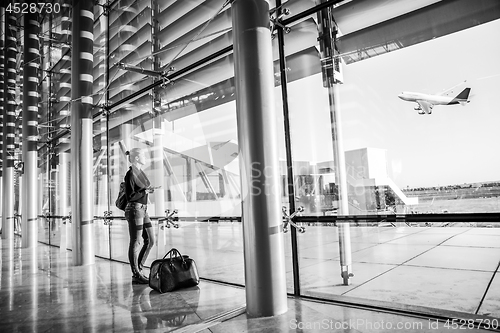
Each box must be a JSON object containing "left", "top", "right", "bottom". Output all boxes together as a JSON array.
[{"left": 285, "top": 2, "right": 500, "bottom": 321}]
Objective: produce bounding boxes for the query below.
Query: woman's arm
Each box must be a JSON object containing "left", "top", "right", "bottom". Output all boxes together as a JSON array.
[{"left": 125, "top": 169, "right": 148, "bottom": 201}]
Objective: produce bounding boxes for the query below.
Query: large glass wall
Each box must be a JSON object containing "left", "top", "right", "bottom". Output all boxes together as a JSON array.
[
  {"left": 6, "top": 0, "right": 500, "bottom": 322},
  {"left": 104, "top": 0, "right": 247, "bottom": 284},
  {"left": 279, "top": 0, "right": 500, "bottom": 320}
]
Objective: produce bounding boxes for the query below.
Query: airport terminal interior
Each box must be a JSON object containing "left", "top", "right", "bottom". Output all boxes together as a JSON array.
[{"left": 1, "top": 0, "right": 500, "bottom": 332}]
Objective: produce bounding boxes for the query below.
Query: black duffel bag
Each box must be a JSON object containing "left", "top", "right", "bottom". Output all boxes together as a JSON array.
[{"left": 149, "top": 248, "right": 200, "bottom": 293}]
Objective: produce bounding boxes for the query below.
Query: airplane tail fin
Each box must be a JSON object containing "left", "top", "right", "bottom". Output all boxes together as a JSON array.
[
  {"left": 455, "top": 88, "right": 471, "bottom": 100},
  {"left": 451, "top": 88, "right": 471, "bottom": 104}
]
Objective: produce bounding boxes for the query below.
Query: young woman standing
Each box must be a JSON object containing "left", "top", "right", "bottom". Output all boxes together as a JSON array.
[{"left": 124, "top": 148, "right": 157, "bottom": 284}]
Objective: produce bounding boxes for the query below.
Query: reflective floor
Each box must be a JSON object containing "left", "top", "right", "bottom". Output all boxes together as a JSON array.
[
  {"left": 1, "top": 237, "right": 500, "bottom": 332},
  {"left": 40, "top": 220, "right": 500, "bottom": 315},
  {"left": 36, "top": 222, "right": 500, "bottom": 318}
]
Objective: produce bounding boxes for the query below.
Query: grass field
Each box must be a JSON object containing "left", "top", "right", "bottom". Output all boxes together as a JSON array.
[{"left": 411, "top": 196, "right": 500, "bottom": 213}]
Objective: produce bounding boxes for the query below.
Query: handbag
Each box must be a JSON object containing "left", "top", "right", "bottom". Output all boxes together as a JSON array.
[
  {"left": 116, "top": 181, "right": 127, "bottom": 211},
  {"left": 149, "top": 248, "right": 200, "bottom": 293}
]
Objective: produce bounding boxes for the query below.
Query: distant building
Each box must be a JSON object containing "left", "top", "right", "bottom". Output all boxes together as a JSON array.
[{"left": 286, "top": 148, "right": 420, "bottom": 215}]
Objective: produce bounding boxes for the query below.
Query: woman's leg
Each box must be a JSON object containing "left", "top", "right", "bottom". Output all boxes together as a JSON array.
[
  {"left": 138, "top": 212, "right": 155, "bottom": 272},
  {"left": 126, "top": 207, "right": 145, "bottom": 277}
]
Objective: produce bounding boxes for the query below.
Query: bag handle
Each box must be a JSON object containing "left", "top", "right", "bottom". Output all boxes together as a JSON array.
[
  {"left": 163, "top": 248, "right": 183, "bottom": 260},
  {"left": 163, "top": 248, "right": 190, "bottom": 270}
]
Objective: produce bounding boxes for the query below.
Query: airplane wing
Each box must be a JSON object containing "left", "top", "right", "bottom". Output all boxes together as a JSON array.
[{"left": 416, "top": 100, "right": 434, "bottom": 114}]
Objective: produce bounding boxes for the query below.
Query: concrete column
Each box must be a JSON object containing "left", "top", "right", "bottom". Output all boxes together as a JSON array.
[
  {"left": 71, "top": 0, "right": 95, "bottom": 265},
  {"left": 187, "top": 158, "right": 196, "bottom": 202},
  {"left": 120, "top": 123, "right": 133, "bottom": 176},
  {"left": 0, "top": 7, "right": 4, "bottom": 226},
  {"left": 0, "top": 178, "right": 2, "bottom": 226},
  {"left": 58, "top": 152, "right": 69, "bottom": 251},
  {"left": 153, "top": 120, "right": 165, "bottom": 216},
  {"left": 38, "top": 173, "right": 43, "bottom": 219},
  {"left": 153, "top": 121, "right": 165, "bottom": 259},
  {"left": 232, "top": 0, "right": 288, "bottom": 317},
  {"left": 21, "top": 12, "right": 40, "bottom": 249},
  {"left": 15, "top": 114, "right": 21, "bottom": 216},
  {"left": 2, "top": 12, "right": 17, "bottom": 243}
]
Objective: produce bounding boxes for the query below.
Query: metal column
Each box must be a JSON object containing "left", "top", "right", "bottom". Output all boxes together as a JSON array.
[
  {"left": 71, "top": 0, "right": 95, "bottom": 265},
  {"left": 151, "top": 0, "right": 165, "bottom": 218},
  {"left": 2, "top": 12, "right": 17, "bottom": 242},
  {"left": 99, "top": 2, "right": 112, "bottom": 260},
  {"left": 232, "top": 0, "right": 288, "bottom": 317},
  {"left": 275, "top": 0, "right": 301, "bottom": 296},
  {"left": 317, "top": 5, "right": 353, "bottom": 285},
  {"left": 330, "top": 84, "right": 353, "bottom": 285},
  {"left": 21, "top": 13, "right": 40, "bottom": 249}
]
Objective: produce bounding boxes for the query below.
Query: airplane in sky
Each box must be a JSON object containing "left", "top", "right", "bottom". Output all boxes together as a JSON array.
[{"left": 398, "top": 83, "right": 471, "bottom": 115}]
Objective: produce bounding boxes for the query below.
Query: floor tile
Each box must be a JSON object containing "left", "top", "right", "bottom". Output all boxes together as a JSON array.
[
  {"left": 386, "top": 232, "right": 464, "bottom": 246},
  {"left": 351, "top": 243, "right": 432, "bottom": 265},
  {"left": 442, "top": 233, "right": 500, "bottom": 248},
  {"left": 299, "top": 260, "right": 397, "bottom": 296},
  {"left": 405, "top": 245, "right": 500, "bottom": 271},
  {"left": 343, "top": 265, "right": 492, "bottom": 313}
]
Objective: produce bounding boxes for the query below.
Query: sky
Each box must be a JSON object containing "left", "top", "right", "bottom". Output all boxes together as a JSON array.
[
  {"left": 336, "top": 18, "right": 500, "bottom": 188},
  {"left": 173, "top": 17, "right": 500, "bottom": 190}
]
